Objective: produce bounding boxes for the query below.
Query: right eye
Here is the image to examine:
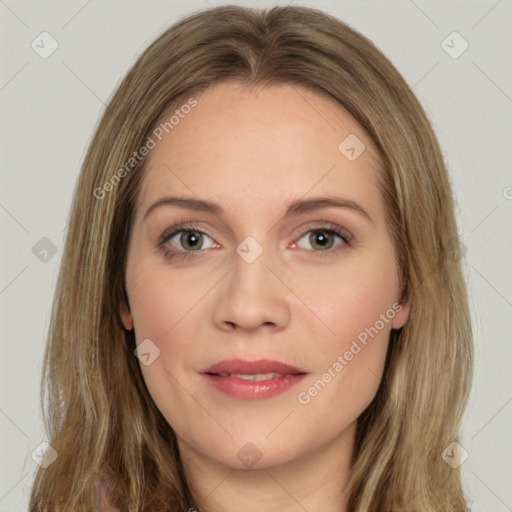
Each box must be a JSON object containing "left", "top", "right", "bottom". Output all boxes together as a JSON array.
[{"left": 167, "top": 229, "right": 216, "bottom": 252}]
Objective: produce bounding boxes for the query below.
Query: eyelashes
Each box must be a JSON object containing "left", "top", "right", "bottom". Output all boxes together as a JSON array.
[{"left": 157, "top": 218, "right": 352, "bottom": 261}]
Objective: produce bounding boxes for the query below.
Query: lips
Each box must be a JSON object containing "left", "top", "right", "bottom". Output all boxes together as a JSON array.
[
  {"left": 203, "top": 359, "right": 305, "bottom": 376},
  {"left": 201, "top": 359, "right": 307, "bottom": 400}
]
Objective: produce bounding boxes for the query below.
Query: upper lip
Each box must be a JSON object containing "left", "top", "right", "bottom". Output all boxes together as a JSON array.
[{"left": 203, "top": 359, "right": 306, "bottom": 375}]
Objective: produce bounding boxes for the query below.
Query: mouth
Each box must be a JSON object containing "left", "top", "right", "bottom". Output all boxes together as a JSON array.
[
  {"left": 211, "top": 372, "right": 291, "bottom": 380},
  {"left": 201, "top": 359, "right": 307, "bottom": 400}
]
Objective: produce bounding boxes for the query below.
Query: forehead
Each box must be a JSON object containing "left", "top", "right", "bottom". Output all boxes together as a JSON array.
[{"left": 136, "top": 81, "right": 384, "bottom": 220}]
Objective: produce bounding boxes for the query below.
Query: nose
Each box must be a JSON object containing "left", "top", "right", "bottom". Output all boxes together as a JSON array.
[{"left": 211, "top": 243, "right": 291, "bottom": 332}]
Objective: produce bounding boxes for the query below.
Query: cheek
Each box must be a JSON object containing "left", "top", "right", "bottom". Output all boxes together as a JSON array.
[
  {"left": 299, "top": 251, "right": 399, "bottom": 350},
  {"left": 295, "top": 289, "right": 393, "bottom": 436},
  {"left": 128, "top": 261, "right": 204, "bottom": 340},
  {"left": 127, "top": 263, "right": 209, "bottom": 423},
  {"left": 293, "top": 251, "right": 397, "bottom": 412}
]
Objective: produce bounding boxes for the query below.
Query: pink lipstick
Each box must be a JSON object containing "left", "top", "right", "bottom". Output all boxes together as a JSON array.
[{"left": 201, "top": 359, "right": 307, "bottom": 400}]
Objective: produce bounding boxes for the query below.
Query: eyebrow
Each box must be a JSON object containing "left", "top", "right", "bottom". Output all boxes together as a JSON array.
[{"left": 143, "top": 195, "right": 374, "bottom": 225}]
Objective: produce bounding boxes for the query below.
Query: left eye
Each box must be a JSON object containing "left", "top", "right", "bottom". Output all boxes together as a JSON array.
[{"left": 296, "top": 229, "right": 345, "bottom": 251}]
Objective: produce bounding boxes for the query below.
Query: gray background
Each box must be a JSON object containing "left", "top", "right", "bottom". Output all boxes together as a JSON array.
[{"left": 1, "top": 1, "right": 511, "bottom": 510}]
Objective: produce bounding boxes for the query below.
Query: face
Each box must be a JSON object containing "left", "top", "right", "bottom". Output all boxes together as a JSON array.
[{"left": 120, "top": 81, "right": 409, "bottom": 472}]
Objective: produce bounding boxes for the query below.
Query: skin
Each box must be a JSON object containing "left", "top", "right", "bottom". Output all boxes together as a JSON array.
[{"left": 120, "top": 81, "right": 410, "bottom": 512}]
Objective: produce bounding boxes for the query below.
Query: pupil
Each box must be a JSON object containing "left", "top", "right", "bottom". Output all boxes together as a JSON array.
[
  {"left": 183, "top": 231, "right": 202, "bottom": 250},
  {"left": 312, "top": 231, "right": 332, "bottom": 249}
]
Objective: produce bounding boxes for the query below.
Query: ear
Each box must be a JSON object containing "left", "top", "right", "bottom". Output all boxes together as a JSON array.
[
  {"left": 391, "top": 296, "right": 410, "bottom": 330},
  {"left": 120, "top": 293, "right": 133, "bottom": 331},
  {"left": 95, "top": 480, "right": 120, "bottom": 511}
]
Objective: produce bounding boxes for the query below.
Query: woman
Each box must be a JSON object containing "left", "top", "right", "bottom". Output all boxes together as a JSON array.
[{"left": 30, "top": 5, "right": 473, "bottom": 511}]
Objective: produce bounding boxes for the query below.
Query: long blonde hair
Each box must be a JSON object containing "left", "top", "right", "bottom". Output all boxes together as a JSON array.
[{"left": 30, "top": 5, "right": 473, "bottom": 511}]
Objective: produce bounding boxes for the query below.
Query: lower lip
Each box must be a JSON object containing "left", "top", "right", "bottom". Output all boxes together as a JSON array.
[{"left": 201, "top": 373, "right": 307, "bottom": 400}]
